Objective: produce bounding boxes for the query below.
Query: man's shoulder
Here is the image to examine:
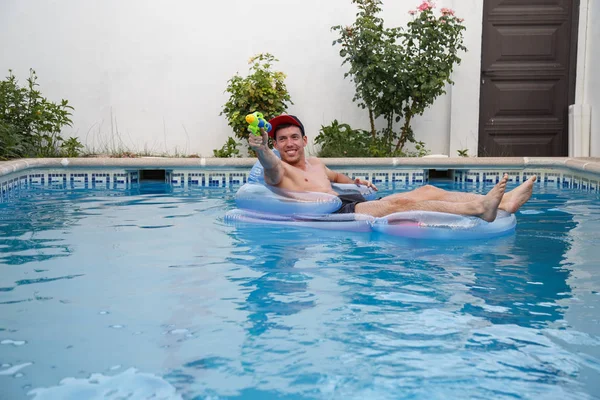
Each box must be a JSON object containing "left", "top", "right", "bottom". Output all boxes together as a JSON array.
[{"left": 307, "top": 156, "right": 324, "bottom": 165}]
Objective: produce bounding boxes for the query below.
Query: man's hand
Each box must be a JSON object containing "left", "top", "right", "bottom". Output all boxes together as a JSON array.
[
  {"left": 248, "top": 128, "right": 269, "bottom": 153},
  {"left": 354, "top": 178, "right": 378, "bottom": 191}
]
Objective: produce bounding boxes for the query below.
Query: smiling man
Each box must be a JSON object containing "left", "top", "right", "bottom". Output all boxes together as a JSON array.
[{"left": 248, "top": 114, "right": 536, "bottom": 220}]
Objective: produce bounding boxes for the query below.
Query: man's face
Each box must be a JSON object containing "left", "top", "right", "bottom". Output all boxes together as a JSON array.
[{"left": 273, "top": 126, "right": 307, "bottom": 164}]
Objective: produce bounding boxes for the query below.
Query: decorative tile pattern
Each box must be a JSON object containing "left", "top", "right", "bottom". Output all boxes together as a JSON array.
[
  {"left": 70, "top": 173, "right": 88, "bottom": 189},
  {"left": 562, "top": 174, "right": 574, "bottom": 189},
  {"left": 371, "top": 172, "right": 389, "bottom": 184},
  {"left": 92, "top": 173, "right": 110, "bottom": 189},
  {"left": 543, "top": 172, "right": 561, "bottom": 185},
  {"left": 392, "top": 172, "right": 410, "bottom": 184},
  {"left": 48, "top": 173, "right": 67, "bottom": 188},
  {"left": 130, "top": 171, "right": 139, "bottom": 184},
  {"left": 581, "top": 178, "right": 590, "bottom": 190},
  {"left": 2, "top": 167, "right": 600, "bottom": 203},
  {"left": 451, "top": 168, "right": 600, "bottom": 193},
  {"left": 411, "top": 171, "right": 426, "bottom": 184},
  {"left": 482, "top": 171, "right": 502, "bottom": 183},
  {"left": 229, "top": 173, "right": 246, "bottom": 186},
  {"left": 0, "top": 174, "right": 28, "bottom": 202},
  {"left": 171, "top": 172, "right": 185, "bottom": 188},
  {"left": 522, "top": 170, "right": 540, "bottom": 182},
  {"left": 207, "top": 173, "right": 227, "bottom": 187},
  {"left": 29, "top": 173, "right": 45, "bottom": 187},
  {"left": 349, "top": 171, "right": 371, "bottom": 182},
  {"left": 465, "top": 171, "right": 481, "bottom": 183},
  {"left": 188, "top": 173, "right": 205, "bottom": 188},
  {"left": 113, "top": 173, "right": 129, "bottom": 189},
  {"left": 19, "top": 175, "right": 28, "bottom": 189},
  {"left": 0, "top": 180, "right": 9, "bottom": 199}
]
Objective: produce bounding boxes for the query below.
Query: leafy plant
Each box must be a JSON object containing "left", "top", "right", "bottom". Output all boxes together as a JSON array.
[
  {"left": 219, "top": 53, "right": 293, "bottom": 153},
  {"left": 212, "top": 136, "right": 241, "bottom": 158},
  {"left": 409, "top": 141, "right": 431, "bottom": 157},
  {"left": 314, "top": 120, "right": 372, "bottom": 157},
  {"left": 61, "top": 137, "right": 85, "bottom": 157},
  {"left": 457, "top": 148, "right": 469, "bottom": 157},
  {"left": 332, "top": 0, "right": 466, "bottom": 155},
  {"left": 0, "top": 69, "right": 83, "bottom": 159},
  {"left": 0, "top": 121, "right": 25, "bottom": 160},
  {"left": 315, "top": 120, "right": 430, "bottom": 157}
]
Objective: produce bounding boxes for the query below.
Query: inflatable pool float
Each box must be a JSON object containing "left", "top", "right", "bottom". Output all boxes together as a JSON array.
[{"left": 224, "top": 159, "right": 516, "bottom": 239}]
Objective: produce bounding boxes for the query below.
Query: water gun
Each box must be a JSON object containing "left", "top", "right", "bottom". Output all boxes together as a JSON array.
[{"left": 245, "top": 112, "right": 272, "bottom": 136}]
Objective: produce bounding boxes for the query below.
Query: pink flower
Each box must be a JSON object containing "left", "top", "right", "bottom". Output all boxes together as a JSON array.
[
  {"left": 457, "top": 17, "right": 464, "bottom": 22},
  {"left": 418, "top": 1, "right": 434, "bottom": 11},
  {"left": 440, "top": 7, "right": 454, "bottom": 16},
  {"left": 408, "top": 9, "right": 416, "bottom": 15}
]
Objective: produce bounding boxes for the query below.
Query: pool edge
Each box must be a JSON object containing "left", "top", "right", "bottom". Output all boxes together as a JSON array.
[{"left": 2, "top": 157, "right": 600, "bottom": 178}]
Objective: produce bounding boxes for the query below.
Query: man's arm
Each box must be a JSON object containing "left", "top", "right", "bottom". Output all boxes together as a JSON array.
[
  {"left": 324, "top": 165, "right": 379, "bottom": 191},
  {"left": 248, "top": 128, "right": 285, "bottom": 186},
  {"left": 325, "top": 167, "right": 354, "bottom": 184}
]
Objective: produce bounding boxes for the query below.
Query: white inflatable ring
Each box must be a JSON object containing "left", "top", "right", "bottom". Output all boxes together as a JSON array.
[
  {"left": 234, "top": 183, "right": 342, "bottom": 216},
  {"left": 372, "top": 210, "right": 516, "bottom": 240},
  {"left": 225, "top": 208, "right": 375, "bottom": 232},
  {"left": 228, "top": 158, "right": 517, "bottom": 239}
]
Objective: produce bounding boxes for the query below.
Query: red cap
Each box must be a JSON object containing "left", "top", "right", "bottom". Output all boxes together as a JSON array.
[{"left": 267, "top": 115, "right": 305, "bottom": 138}]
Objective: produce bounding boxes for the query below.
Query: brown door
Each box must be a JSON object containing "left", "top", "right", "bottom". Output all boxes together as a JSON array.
[{"left": 478, "top": 0, "right": 579, "bottom": 157}]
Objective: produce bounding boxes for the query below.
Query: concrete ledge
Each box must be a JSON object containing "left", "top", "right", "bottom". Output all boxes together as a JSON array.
[{"left": 2, "top": 157, "right": 600, "bottom": 178}]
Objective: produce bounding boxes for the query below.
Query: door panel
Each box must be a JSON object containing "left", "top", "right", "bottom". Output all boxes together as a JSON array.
[{"left": 478, "top": 0, "right": 578, "bottom": 156}]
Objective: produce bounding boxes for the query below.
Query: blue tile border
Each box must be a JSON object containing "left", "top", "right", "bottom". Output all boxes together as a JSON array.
[{"left": 1, "top": 167, "right": 599, "bottom": 203}]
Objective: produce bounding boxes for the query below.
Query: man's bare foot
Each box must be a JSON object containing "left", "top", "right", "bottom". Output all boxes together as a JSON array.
[
  {"left": 479, "top": 174, "right": 508, "bottom": 222},
  {"left": 500, "top": 176, "right": 537, "bottom": 213}
]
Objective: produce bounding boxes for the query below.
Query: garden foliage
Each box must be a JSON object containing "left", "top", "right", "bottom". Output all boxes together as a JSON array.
[
  {"left": 330, "top": 0, "right": 466, "bottom": 156},
  {"left": 217, "top": 53, "right": 293, "bottom": 157},
  {"left": 0, "top": 69, "right": 83, "bottom": 159}
]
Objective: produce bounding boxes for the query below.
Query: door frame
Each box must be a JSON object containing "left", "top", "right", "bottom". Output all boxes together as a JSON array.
[{"left": 476, "top": 0, "right": 581, "bottom": 157}]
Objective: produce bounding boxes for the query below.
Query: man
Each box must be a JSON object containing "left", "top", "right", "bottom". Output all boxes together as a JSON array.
[{"left": 248, "top": 114, "right": 536, "bottom": 221}]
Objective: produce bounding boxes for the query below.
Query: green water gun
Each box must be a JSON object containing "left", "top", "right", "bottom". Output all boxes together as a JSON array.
[{"left": 245, "top": 112, "right": 272, "bottom": 136}]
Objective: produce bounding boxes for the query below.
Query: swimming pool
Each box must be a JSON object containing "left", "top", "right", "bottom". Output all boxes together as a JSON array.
[{"left": 1, "top": 163, "right": 600, "bottom": 399}]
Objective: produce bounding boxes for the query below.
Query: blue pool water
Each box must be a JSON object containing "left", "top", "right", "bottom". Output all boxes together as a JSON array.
[{"left": 1, "top": 179, "right": 600, "bottom": 399}]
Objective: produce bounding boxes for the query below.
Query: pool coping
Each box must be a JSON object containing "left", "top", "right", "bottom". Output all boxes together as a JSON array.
[{"left": 2, "top": 157, "right": 600, "bottom": 177}]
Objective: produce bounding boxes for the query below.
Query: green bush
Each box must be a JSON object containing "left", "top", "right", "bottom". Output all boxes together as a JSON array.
[
  {"left": 218, "top": 53, "right": 293, "bottom": 155},
  {"left": 332, "top": 0, "right": 466, "bottom": 155},
  {"left": 315, "top": 120, "right": 430, "bottom": 157},
  {"left": 0, "top": 69, "right": 83, "bottom": 159},
  {"left": 0, "top": 121, "right": 25, "bottom": 159},
  {"left": 212, "top": 137, "right": 241, "bottom": 158},
  {"left": 314, "top": 120, "right": 371, "bottom": 157}
]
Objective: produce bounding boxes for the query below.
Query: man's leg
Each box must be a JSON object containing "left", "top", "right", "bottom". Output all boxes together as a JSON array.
[
  {"left": 355, "top": 175, "right": 509, "bottom": 221},
  {"left": 383, "top": 176, "right": 537, "bottom": 213}
]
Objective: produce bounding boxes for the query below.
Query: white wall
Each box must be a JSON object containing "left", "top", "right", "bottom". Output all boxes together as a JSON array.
[
  {"left": 0, "top": 0, "right": 481, "bottom": 157},
  {"left": 583, "top": 0, "right": 600, "bottom": 156},
  {"left": 448, "top": 0, "right": 484, "bottom": 158}
]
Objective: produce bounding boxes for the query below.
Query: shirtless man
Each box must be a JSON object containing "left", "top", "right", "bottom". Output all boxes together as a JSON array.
[{"left": 248, "top": 114, "right": 536, "bottom": 222}]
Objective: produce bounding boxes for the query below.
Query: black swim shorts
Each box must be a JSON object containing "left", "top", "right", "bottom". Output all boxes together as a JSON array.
[{"left": 333, "top": 193, "right": 368, "bottom": 214}]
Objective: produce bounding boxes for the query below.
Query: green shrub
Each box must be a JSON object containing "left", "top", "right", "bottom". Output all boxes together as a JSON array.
[
  {"left": 315, "top": 120, "right": 430, "bottom": 157},
  {"left": 332, "top": 0, "right": 466, "bottom": 155},
  {"left": 314, "top": 120, "right": 371, "bottom": 157},
  {"left": 212, "top": 137, "right": 241, "bottom": 158},
  {"left": 61, "top": 137, "right": 85, "bottom": 158},
  {"left": 0, "top": 121, "right": 25, "bottom": 159},
  {"left": 0, "top": 69, "right": 83, "bottom": 159},
  {"left": 218, "top": 53, "right": 293, "bottom": 155}
]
